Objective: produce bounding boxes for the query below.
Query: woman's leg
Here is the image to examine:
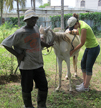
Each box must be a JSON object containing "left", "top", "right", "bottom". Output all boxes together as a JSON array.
[
  {"left": 84, "top": 75, "right": 92, "bottom": 88},
  {"left": 83, "top": 72, "right": 86, "bottom": 85},
  {"left": 76, "top": 49, "right": 87, "bottom": 88},
  {"left": 84, "top": 45, "right": 100, "bottom": 88},
  {"left": 81, "top": 48, "right": 88, "bottom": 84},
  {"left": 76, "top": 45, "right": 100, "bottom": 91}
]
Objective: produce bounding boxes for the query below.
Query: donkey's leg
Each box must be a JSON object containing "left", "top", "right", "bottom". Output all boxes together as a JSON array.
[
  {"left": 65, "top": 57, "right": 72, "bottom": 92},
  {"left": 73, "top": 54, "right": 78, "bottom": 77},
  {"left": 65, "top": 57, "right": 70, "bottom": 80},
  {"left": 55, "top": 58, "right": 62, "bottom": 91}
]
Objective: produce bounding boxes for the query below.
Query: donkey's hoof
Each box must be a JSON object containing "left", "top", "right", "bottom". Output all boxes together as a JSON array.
[
  {"left": 55, "top": 87, "right": 60, "bottom": 92},
  {"left": 74, "top": 75, "right": 77, "bottom": 77},
  {"left": 69, "top": 91, "right": 73, "bottom": 94},
  {"left": 65, "top": 76, "right": 68, "bottom": 80},
  {"left": 55, "top": 89, "right": 59, "bottom": 92}
]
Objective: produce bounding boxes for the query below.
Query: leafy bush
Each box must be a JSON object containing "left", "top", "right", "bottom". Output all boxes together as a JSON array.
[
  {"left": 9, "top": 16, "right": 25, "bottom": 27},
  {"left": 0, "top": 22, "right": 18, "bottom": 43},
  {"left": 39, "top": 3, "right": 50, "bottom": 8},
  {"left": 0, "top": 48, "right": 16, "bottom": 75}
]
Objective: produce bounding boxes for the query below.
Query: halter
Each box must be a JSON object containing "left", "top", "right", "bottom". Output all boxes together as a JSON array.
[
  {"left": 42, "top": 47, "right": 52, "bottom": 56},
  {"left": 42, "top": 30, "right": 54, "bottom": 55},
  {"left": 71, "top": 34, "right": 76, "bottom": 51}
]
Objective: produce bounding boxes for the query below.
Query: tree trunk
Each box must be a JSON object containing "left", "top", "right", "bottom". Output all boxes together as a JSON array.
[
  {"left": 48, "top": 0, "right": 51, "bottom": 5},
  {"left": 33, "top": 0, "right": 35, "bottom": 11},
  {"left": 0, "top": 0, "right": 3, "bottom": 25},
  {"left": 61, "top": 0, "right": 64, "bottom": 31},
  {"left": 31, "top": 0, "right": 32, "bottom": 7},
  {"left": 0, "top": 8, "right": 3, "bottom": 25},
  {"left": 17, "top": 0, "right": 20, "bottom": 27}
]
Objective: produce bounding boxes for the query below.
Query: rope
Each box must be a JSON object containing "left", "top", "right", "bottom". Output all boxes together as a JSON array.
[{"left": 42, "top": 47, "right": 52, "bottom": 56}]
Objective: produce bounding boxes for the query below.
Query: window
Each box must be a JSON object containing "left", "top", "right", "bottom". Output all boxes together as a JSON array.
[
  {"left": 80, "top": 0, "right": 85, "bottom": 7},
  {"left": 98, "top": 0, "right": 101, "bottom": 6}
]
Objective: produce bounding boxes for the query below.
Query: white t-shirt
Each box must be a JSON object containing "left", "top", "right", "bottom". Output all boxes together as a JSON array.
[{"left": 1, "top": 25, "right": 43, "bottom": 70}]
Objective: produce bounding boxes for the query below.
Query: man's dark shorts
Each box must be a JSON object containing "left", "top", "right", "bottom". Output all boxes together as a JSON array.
[{"left": 20, "top": 67, "right": 48, "bottom": 93}]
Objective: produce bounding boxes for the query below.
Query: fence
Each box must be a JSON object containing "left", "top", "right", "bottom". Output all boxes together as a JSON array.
[
  {"left": 3, "top": 17, "right": 101, "bottom": 31},
  {"left": 37, "top": 17, "right": 52, "bottom": 28},
  {"left": 38, "top": 17, "right": 101, "bottom": 32},
  {"left": 1, "top": 13, "right": 101, "bottom": 32}
]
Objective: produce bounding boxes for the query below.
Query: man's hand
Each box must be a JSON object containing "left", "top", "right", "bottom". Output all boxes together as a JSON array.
[{"left": 17, "top": 51, "right": 25, "bottom": 61}]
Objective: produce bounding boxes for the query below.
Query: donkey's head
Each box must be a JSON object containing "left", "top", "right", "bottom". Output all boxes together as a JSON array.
[{"left": 39, "top": 25, "right": 54, "bottom": 44}]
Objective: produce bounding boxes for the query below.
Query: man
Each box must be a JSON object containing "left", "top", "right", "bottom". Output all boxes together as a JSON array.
[{"left": 1, "top": 9, "right": 52, "bottom": 108}]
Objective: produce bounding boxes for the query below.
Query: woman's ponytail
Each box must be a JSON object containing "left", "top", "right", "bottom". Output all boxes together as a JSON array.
[{"left": 73, "top": 13, "right": 79, "bottom": 22}]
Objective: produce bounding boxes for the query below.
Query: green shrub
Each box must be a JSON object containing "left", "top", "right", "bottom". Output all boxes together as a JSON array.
[
  {"left": 0, "top": 48, "right": 16, "bottom": 75},
  {"left": 0, "top": 22, "right": 18, "bottom": 43},
  {"left": 9, "top": 16, "right": 25, "bottom": 27},
  {"left": 39, "top": 3, "right": 50, "bottom": 8}
]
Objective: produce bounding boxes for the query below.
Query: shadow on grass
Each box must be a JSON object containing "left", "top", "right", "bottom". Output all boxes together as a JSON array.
[
  {"left": 51, "top": 75, "right": 101, "bottom": 96},
  {"left": 0, "top": 74, "right": 21, "bottom": 85}
]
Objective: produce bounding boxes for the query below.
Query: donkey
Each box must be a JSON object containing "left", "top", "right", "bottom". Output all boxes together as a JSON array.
[{"left": 39, "top": 25, "right": 80, "bottom": 91}]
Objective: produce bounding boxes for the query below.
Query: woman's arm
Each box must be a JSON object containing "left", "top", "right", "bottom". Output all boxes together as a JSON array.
[
  {"left": 70, "top": 29, "right": 79, "bottom": 35},
  {"left": 66, "top": 29, "right": 79, "bottom": 35},
  {"left": 70, "top": 29, "right": 86, "bottom": 56}
]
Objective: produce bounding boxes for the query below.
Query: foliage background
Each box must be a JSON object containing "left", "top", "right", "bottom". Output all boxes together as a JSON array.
[{"left": 4, "top": 12, "right": 101, "bottom": 34}]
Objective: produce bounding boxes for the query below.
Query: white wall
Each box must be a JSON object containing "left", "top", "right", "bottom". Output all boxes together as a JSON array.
[
  {"left": 51, "top": 0, "right": 76, "bottom": 7},
  {"left": 75, "top": 0, "right": 101, "bottom": 10},
  {"left": 85, "top": 0, "right": 98, "bottom": 10}
]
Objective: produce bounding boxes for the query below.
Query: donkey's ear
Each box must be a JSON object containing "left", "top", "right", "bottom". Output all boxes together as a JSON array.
[
  {"left": 44, "top": 26, "right": 50, "bottom": 32},
  {"left": 39, "top": 25, "right": 43, "bottom": 29}
]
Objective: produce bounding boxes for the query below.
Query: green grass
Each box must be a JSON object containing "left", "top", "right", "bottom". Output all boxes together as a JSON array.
[{"left": 0, "top": 33, "right": 101, "bottom": 108}]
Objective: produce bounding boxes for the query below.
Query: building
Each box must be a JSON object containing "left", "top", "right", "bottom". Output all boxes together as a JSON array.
[
  {"left": 51, "top": 0, "right": 101, "bottom": 11},
  {"left": 75, "top": 0, "right": 101, "bottom": 11}
]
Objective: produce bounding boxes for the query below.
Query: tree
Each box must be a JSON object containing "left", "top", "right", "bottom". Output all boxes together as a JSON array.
[
  {"left": 16, "top": 0, "right": 20, "bottom": 26},
  {"left": 31, "top": 0, "right": 35, "bottom": 11},
  {"left": 0, "top": 0, "right": 5, "bottom": 25},
  {"left": 5, "top": 0, "right": 26, "bottom": 27},
  {"left": 61, "top": 0, "right": 64, "bottom": 31},
  {"left": 48, "top": 0, "right": 51, "bottom": 5},
  {"left": 31, "top": 0, "right": 43, "bottom": 11}
]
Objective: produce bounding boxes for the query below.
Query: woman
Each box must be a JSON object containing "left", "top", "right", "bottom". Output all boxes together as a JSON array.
[{"left": 67, "top": 13, "right": 100, "bottom": 92}]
